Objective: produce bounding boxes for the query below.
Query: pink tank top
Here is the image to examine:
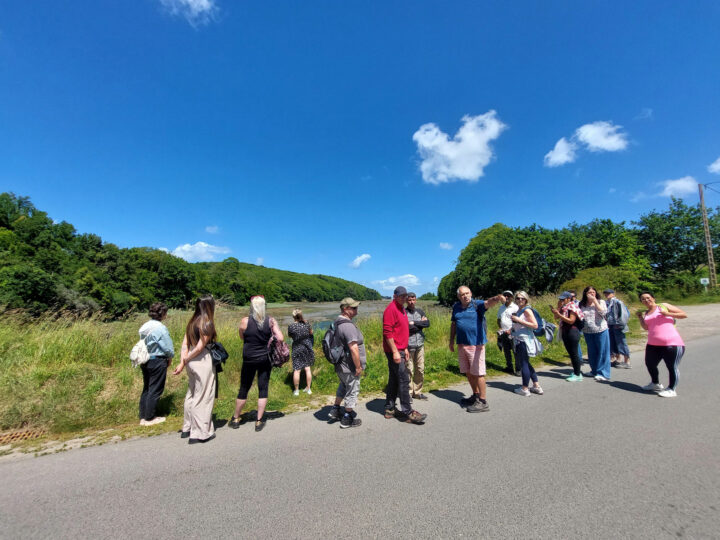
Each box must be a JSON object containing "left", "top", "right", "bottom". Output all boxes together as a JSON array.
[{"left": 644, "top": 307, "right": 684, "bottom": 346}]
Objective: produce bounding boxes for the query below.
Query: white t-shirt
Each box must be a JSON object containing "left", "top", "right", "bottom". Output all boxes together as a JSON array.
[{"left": 497, "top": 302, "right": 518, "bottom": 331}]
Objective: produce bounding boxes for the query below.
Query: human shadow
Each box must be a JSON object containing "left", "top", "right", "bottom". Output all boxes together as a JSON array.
[
  {"left": 536, "top": 369, "right": 571, "bottom": 380},
  {"left": 430, "top": 388, "right": 466, "bottom": 407},
  {"left": 156, "top": 395, "right": 175, "bottom": 416},
  {"left": 539, "top": 357, "right": 570, "bottom": 367},
  {"left": 607, "top": 380, "right": 647, "bottom": 395},
  {"left": 486, "top": 381, "right": 517, "bottom": 394},
  {"left": 313, "top": 405, "right": 336, "bottom": 422},
  {"left": 365, "top": 398, "right": 387, "bottom": 416},
  {"left": 212, "top": 415, "right": 228, "bottom": 429}
]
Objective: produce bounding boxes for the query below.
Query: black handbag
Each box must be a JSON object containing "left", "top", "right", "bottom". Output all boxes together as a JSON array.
[{"left": 207, "top": 341, "right": 229, "bottom": 372}]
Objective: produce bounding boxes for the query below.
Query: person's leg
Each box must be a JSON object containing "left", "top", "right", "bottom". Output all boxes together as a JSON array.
[
  {"left": 405, "top": 349, "right": 416, "bottom": 395},
  {"left": 596, "top": 330, "right": 612, "bottom": 379},
  {"left": 616, "top": 331, "right": 631, "bottom": 365},
  {"left": 645, "top": 345, "right": 662, "bottom": 384},
  {"left": 233, "top": 361, "right": 258, "bottom": 419},
  {"left": 585, "top": 333, "right": 599, "bottom": 375},
  {"left": 256, "top": 362, "right": 271, "bottom": 421},
  {"left": 293, "top": 369, "right": 300, "bottom": 391},
  {"left": 182, "top": 364, "right": 196, "bottom": 434},
  {"left": 662, "top": 346, "right": 685, "bottom": 391},
  {"left": 144, "top": 358, "right": 168, "bottom": 420},
  {"left": 397, "top": 351, "right": 413, "bottom": 414},
  {"left": 467, "top": 374, "right": 480, "bottom": 395},
  {"left": 577, "top": 337, "right": 584, "bottom": 363},
  {"left": 500, "top": 334, "right": 513, "bottom": 371},
  {"left": 304, "top": 366, "right": 313, "bottom": 391},
  {"left": 563, "top": 329, "right": 582, "bottom": 376},
  {"left": 139, "top": 363, "right": 150, "bottom": 420},
  {"left": 415, "top": 346, "right": 425, "bottom": 395},
  {"left": 385, "top": 353, "right": 399, "bottom": 410},
  {"left": 516, "top": 342, "right": 531, "bottom": 389}
]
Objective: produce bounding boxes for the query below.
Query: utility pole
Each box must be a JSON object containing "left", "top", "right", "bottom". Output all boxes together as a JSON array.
[{"left": 698, "top": 183, "right": 717, "bottom": 288}]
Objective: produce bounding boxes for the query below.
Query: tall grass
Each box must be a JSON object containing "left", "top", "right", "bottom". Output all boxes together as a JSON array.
[{"left": 0, "top": 296, "right": 642, "bottom": 435}]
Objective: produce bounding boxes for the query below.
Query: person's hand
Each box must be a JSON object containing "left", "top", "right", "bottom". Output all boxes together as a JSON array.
[
  {"left": 409, "top": 320, "right": 414, "bottom": 326},
  {"left": 449, "top": 342, "right": 455, "bottom": 353},
  {"left": 173, "top": 362, "right": 185, "bottom": 376},
  {"left": 355, "top": 366, "right": 363, "bottom": 377},
  {"left": 392, "top": 351, "right": 401, "bottom": 363},
  {"left": 511, "top": 315, "right": 519, "bottom": 323}
]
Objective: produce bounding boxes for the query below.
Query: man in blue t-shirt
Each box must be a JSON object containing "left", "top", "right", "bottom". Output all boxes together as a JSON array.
[{"left": 449, "top": 285, "right": 506, "bottom": 412}]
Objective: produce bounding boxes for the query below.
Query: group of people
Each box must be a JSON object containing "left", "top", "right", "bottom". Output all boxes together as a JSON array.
[{"left": 134, "top": 284, "right": 688, "bottom": 444}]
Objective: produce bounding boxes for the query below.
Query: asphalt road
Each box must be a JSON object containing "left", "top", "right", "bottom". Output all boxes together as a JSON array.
[{"left": 2, "top": 335, "right": 719, "bottom": 539}]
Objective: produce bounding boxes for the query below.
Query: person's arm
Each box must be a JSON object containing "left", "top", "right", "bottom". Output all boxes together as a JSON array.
[
  {"left": 238, "top": 317, "right": 249, "bottom": 340},
  {"left": 347, "top": 342, "right": 362, "bottom": 376},
  {"left": 383, "top": 309, "right": 401, "bottom": 362},
  {"left": 593, "top": 298, "right": 607, "bottom": 315},
  {"left": 173, "top": 334, "right": 196, "bottom": 375},
  {"left": 511, "top": 309, "right": 538, "bottom": 330},
  {"left": 414, "top": 308, "right": 430, "bottom": 329},
  {"left": 157, "top": 327, "right": 175, "bottom": 363},
  {"left": 449, "top": 321, "right": 456, "bottom": 352},
  {"left": 661, "top": 303, "right": 687, "bottom": 319},
  {"left": 636, "top": 310, "right": 649, "bottom": 331},
  {"left": 483, "top": 294, "right": 506, "bottom": 310},
  {"left": 270, "top": 317, "right": 284, "bottom": 341}
]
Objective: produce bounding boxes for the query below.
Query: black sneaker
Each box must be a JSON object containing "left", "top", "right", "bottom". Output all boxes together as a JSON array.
[
  {"left": 255, "top": 418, "right": 266, "bottom": 432},
  {"left": 328, "top": 406, "right": 342, "bottom": 422},
  {"left": 340, "top": 414, "right": 362, "bottom": 429},
  {"left": 467, "top": 400, "right": 489, "bottom": 413},
  {"left": 228, "top": 416, "right": 245, "bottom": 429},
  {"left": 398, "top": 410, "right": 427, "bottom": 424}
]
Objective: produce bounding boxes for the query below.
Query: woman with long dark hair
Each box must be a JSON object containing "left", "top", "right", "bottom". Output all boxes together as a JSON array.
[
  {"left": 229, "top": 295, "right": 284, "bottom": 432},
  {"left": 579, "top": 286, "right": 611, "bottom": 382},
  {"left": 173, "top": 294, "right": 217, "bottom": 444},
  {"left": 551, "top": 291, "right": 585, "bottom": 381},
  {"left": 637, "top": 291, "right": 687, "bottom": 397}
]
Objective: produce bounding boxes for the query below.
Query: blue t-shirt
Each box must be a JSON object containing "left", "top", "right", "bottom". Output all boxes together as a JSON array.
[{"left": 451, "top": 299, "right": 488, "bottom": 345}]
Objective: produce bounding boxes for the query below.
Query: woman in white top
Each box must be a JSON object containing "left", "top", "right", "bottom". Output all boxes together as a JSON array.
[
  {"left": 510, "top": 291, "right": 544, "bottom": 396},
  {"left": 579, "top": 286, "right": 611, "bottom": 381}
]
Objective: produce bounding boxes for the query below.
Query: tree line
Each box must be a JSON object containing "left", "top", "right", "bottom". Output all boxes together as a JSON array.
[
  {"left": 438, "top": 198, "right": 720, "bottom": 305},
  {"left": 0, "top": 193, "right": 381, "bottom": 317}
]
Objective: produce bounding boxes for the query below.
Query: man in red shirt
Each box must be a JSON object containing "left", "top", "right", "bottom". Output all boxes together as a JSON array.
[{"left": 383, "top": 286, "right": 427, "bottom": 424}]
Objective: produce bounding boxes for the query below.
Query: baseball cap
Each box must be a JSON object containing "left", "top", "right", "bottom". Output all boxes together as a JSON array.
[
  {"left": 340, "top": 297, "right": 360, "bottom": 308},
  {"left": 502, "top": 290, "right": 514, "bottom": 297},
  {"left": 603, "top": 288, "right": 615, "bottom": 294},
  {"left": 558, "top": 291, "right": 573, "bottom": 300}
]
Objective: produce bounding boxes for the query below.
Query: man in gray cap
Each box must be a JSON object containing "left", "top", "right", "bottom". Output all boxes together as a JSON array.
[
  {"left": 327, "top": 298, "right": 366, "bottom": 428},
  {"left": 496, "top": 290, "right": 519, "bottom": 375},
  {"left": 382, "top": 286, "right": 427, "bottom": 424}
]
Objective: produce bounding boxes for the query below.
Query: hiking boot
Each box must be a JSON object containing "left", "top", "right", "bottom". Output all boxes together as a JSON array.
[
  {"left": 255, "top": 417, "right": 266, "bottom": 432},
  {"left": 467, "top": 400, "right": 489, "bottom": 413},
  {"left": 228, "top": 416, "right": 245, "bottom": 429},
  {"left": 412, "top": 393, "right": 429, "bottom": 400},
  {"left": 399, "top": 410, "right": 427, "bottom": 424},
  {"left": 328, "top": 406, "right": 342, "bottom": 422},
  {"left": 460, "top": 395, "right": 477, "bottom": 406},
  {"left": 340, "top": 414, "right": 362, "bottom": 428},
  {"left": 384, "top": 406, "right": 396, "bottom": 419}
]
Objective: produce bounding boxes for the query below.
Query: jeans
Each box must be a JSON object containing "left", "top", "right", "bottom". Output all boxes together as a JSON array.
[
  {"left": 498, "top": 332, "right": 516, "bottom": 371},
  {"left": 608, "top": 326, "right": 631, "bottom": 357},
  {"left": 514, "top": 341, "right": 538, "bottom": 387},
  {"left": 139, "top": 357, "right": 168, "bottom": 420},
  {"left": 385, "top": 351, "right": 412, "bottom": 415},
  {"left": 584, "top": 330, "right": 611, "bottom": 379}
]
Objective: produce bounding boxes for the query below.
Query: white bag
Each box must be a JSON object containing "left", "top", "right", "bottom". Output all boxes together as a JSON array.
[{"left": 130, "top": 339, "right": 150, "bottom": 368}]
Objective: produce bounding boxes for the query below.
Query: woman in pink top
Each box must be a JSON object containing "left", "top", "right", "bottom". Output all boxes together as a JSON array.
[{"left": 636, "top": 291, "right": 687, "bottom": 398}]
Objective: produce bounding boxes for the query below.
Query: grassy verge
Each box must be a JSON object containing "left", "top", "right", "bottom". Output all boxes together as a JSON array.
[{"left": 0, "top": 294, "right": 650, "bottom": 450}]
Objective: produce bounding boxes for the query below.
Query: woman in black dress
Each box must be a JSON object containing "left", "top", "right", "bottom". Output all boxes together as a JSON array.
[{"left": 288, "top": 309, "right": 315, "bottom": 396}]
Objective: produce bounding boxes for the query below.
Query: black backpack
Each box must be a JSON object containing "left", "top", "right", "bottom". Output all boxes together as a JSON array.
[{"left": 322, "top": 319, "right": 352, "bottom": 365}]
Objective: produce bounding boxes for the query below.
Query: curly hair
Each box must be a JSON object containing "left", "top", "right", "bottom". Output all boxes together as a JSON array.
[{"left": 148, "top": 302, "right": 168, "bottom": 321}]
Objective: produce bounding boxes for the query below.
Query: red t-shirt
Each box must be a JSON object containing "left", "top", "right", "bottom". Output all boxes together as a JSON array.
[{"left": 382, "top": 299, "right": 409, "bottom": 353}]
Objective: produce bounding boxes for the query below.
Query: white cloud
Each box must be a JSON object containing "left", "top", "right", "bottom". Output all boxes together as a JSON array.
[
  {"left": 159, "top": 0, "right": 217, "bottom": 26},
  {"left": 657, "top": 176, "right": 697, "bottom": 198},
  {"left": 439, "top": 242, "right": 453, "bottom": 250},
  {"left": 412, "top": 111, "right": 507, "bottom": 184},
  {"left": 609, "top": 187, "right": 617, "bottom": 194},
  {"left": 349, "top": 254, "right": 371, "bottom": 268},
  {"left": 432, "top": 276, "right": 439, "bottom": 284},
  {"left": 544, "top": 137, "right": 578, "bottom": 167},
  {"left": 255, "top": 257, "right": 264, "bottom": 266},
  {"left": 708, "top": 157, "right": 720, "bottom": 174},
  {"left": 205, "top": 225, "right": 219, "bottom": 234},
  {"left": 635, "top": 108, "right": 653, "bottom": 120},
  {"left": 171, "top": 241, "right": 230, "bottom": 262},
  {"left": 159, "top": 247, "right": 170, "bottom": 253},
  {"left": 575, "top": 121, "right": 628, "bottom": 152},
  {"left": 373, "top": 274, "right": 421, "bottom": 291}
]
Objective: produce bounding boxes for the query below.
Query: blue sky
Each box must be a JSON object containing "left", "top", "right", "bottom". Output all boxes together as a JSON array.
[{"left": 1, "top": 1, "right": 720, "bottom": 295}]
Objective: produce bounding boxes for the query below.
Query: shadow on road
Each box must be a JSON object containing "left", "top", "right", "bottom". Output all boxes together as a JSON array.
[
  {"left": 536, "top": 369, "right": 571, "bottom": 380},
  {"left": 486, "top": 381, "right": 517, "bottom": 393},
  {"left": 430, "top": 388, "right": 465, "bottom": 406},
  {"left": 608, "top": 380, "right": 647, "bottom": 394},
  {"left": 365, "top": 398, "right": 387, "bottom": 416},
  {"left": 313, "top": 405, "right": 335, "bottom": 422},
  {"left": 539, "top": 357, "right": 570, "bottom": 367}
]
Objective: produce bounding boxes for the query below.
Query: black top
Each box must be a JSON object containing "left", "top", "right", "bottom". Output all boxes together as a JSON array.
[{"left": 243, "top": 316, "right": 271, "bottom": 361}]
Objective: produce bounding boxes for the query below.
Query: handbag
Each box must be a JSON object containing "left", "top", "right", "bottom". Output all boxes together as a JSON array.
[
  {"left": 207, "top": 341, "right": 229, "bottom": 372},
  {"left": 268, "top": 336, "right": 290, "bottom": 368}
]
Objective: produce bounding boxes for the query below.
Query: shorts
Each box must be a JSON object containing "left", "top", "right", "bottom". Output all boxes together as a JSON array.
[{"left": 457, "top": 344, "right": 486, "bottom": 376}]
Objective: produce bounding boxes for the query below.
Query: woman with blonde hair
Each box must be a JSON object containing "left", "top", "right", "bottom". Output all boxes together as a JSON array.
[
  {"left": 510, "top": 291, "right": 544, "bottom": 396},
  {"left": 173, "top": 294, "right": 217, "bottom": 444},
  {"left": 288, "top": 308, "right": 315, "bottom": 396},
  {"left": 230, "top": 295, "right": 284, "bottom": 432}
]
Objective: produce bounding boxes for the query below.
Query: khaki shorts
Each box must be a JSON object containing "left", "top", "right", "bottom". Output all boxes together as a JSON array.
[{"left": 457, "top": 344, "right": 486, "bottom": 376}]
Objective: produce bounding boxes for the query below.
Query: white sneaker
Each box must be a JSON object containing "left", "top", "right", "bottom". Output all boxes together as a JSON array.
[
  {"left": 514, "top": 387, "right": 530, "bottom": 397},
  {"left": 658, "top": 389, "right": 677, "bottom": 398},
  {"left": 642, "top": 382, "right": 664, "bottom": 392},
  {"left": 529, "top": 386, "right": 544, "bottom": 395},
  {"left": 594, "top": 375, "right": 609, "bottom": 382},
  {"left": 304, "top": 388, "right": 312, "bottom": 395},
  {"left": 293, "top": 389, "right": 300, "bottom": 396},
  {"left": 142, "top": 417, "right": 166, "bottom": 426}
]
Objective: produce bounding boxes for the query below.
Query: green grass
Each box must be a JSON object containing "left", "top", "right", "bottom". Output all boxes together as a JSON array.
[{"left": 0, "top": 295, "right": 655, "bottom": 440}]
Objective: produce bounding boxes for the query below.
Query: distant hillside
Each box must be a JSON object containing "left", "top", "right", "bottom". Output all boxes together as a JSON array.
[{"left": 0, "top": 193, "right": 380, "bottom": 316}]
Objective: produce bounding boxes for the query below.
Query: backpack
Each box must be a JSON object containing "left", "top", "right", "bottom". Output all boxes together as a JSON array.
[
  {"left": 267, "top": 337, "right": 290, "bottom": 368},
  {"left": 619, "top": 301, "right": 630, "bottom": 326},
  {"left": 517, "top": 307, "right": 546, "bottom": 338},
  {"left": 130, "top": 338, "right": 150, "bottom": 368},
  {"left": 322, "top": 319, "right": 352, "bottom": 365}
]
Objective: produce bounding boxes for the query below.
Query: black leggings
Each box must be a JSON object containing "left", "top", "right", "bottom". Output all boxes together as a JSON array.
[
  {"left": 645, "top": 344, "right": 685, "bottom": 391},
  {"left": 562, "top": 327, "right": 582, "bottom": 376},
  {"left": 237, "top": 357, "right": 272, "bottom": 399}
]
